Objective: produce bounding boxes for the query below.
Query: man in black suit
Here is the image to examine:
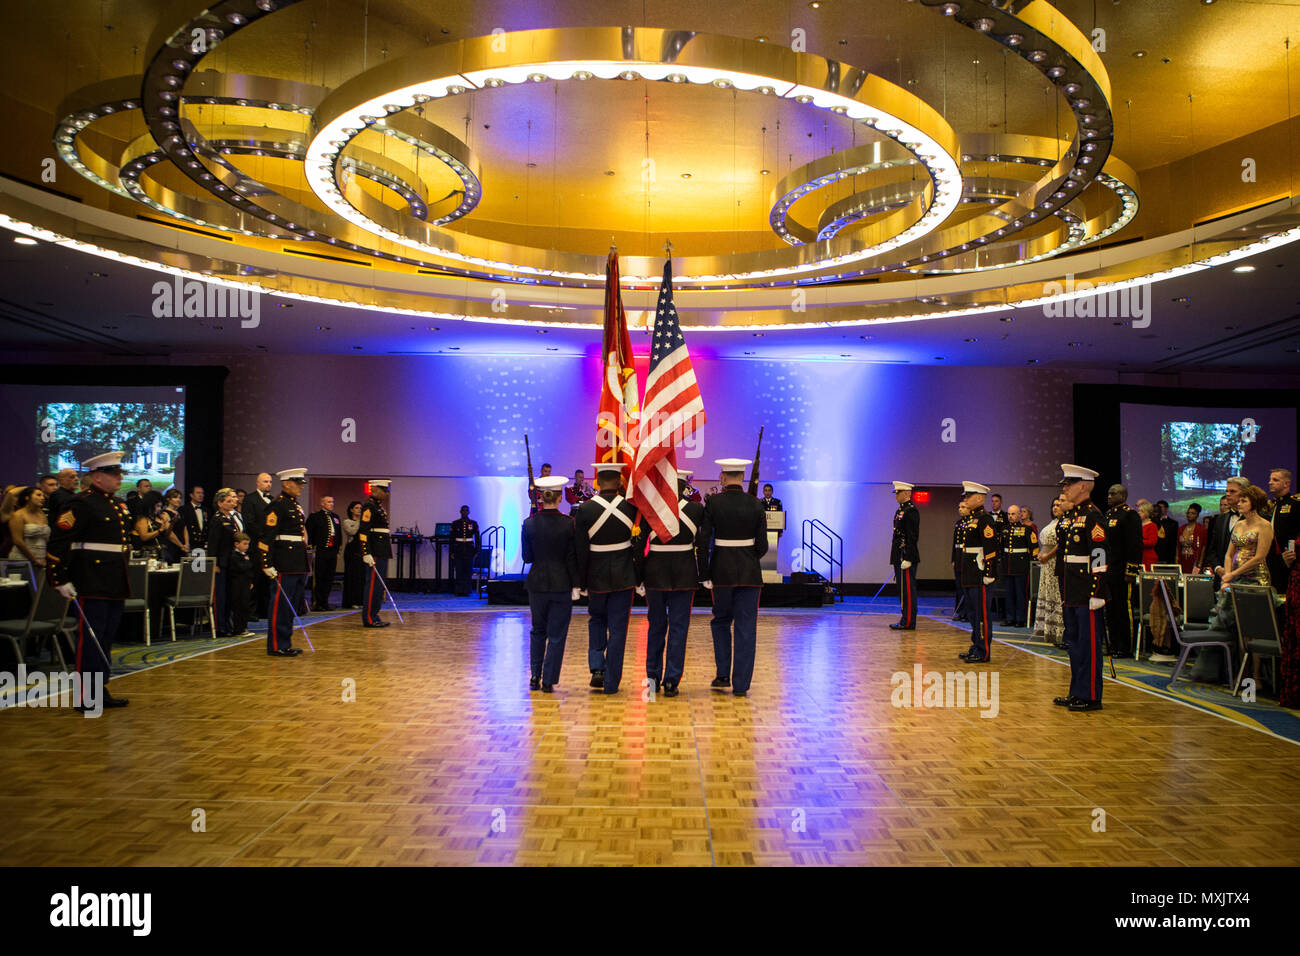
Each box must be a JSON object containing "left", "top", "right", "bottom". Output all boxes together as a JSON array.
[
  {"left": 705, "top": 458, "right": 768, "bottom": 697},
  {"left": 180, "top": 485, "right": 210, "bottom": 551},
  {"left": 1202, "top": 478, "right": 1246, "bottom": 578},
  {"left": 305, "top": 495, "right": 342, "bottom": 611},
  {"left": 241, "top": 472, "right": 274, "bottom": 619}
]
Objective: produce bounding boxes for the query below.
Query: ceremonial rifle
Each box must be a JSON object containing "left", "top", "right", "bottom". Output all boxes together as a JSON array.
[
  {"left": 747, "top": 426, "right": 765, "bottom": 497},
  {"left": 525, "top": 433, "right": 535, "bottom": 512}
]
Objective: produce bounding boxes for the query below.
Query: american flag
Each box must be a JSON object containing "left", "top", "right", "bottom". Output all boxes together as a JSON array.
[{"left": 629, "top": 259, "right": 706, "bottom": 542}]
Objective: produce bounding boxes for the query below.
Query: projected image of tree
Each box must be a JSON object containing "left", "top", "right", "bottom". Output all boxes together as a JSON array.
[
  {"left": 38, "top": 402, "right": 184, "bottom": 482},
  {"left": 1160, "top": 421, "right": 1253, "bottom": 493}
]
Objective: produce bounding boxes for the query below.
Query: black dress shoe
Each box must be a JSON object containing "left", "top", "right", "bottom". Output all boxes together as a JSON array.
[
  {"left": 1068, "top": 699, "right": 1102, "bottom": 712},
  {"left": 733, "top": 690, "right": 747, "bottom": 698},
  {"left": 647, "top": 677, "right": 662, "bottom": 693},
  {"left": 267, "top": 648, "right": 292, "bottom": 657},
  {"left": 284, "top": 648, "right": 304, "bottom": 656},
  {"left": 1053, "top": 695, "right": 1077, "bottom": 707},
  {"left": 540, "top": 683, "right": 554, "bottom": 693},
  {"left": 362, "top": 621, "right": 389, "bottom": 629},
  {"left": 663, "top": 683, "right": 679, "bottom": 697},
  {"left": 888, "top": 623, "right": 905, "bottom": 630},
  {"left": 958, "top": 650, "right": 973, "bottom": 660},
  {"left": 589, "top": 670, "right": 604, "bottom": 689},
  {"left": 964, "top": 654, "right": 990, "bottom": 664},
  {"left": 529, "top": 677, "right": 540, "bottom": 691},
  {"left": 710, "top": 677, "right": 730, "bottom": 688}
]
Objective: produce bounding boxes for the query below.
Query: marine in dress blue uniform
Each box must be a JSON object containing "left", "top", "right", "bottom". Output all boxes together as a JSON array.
[
  {"left": 522, "top": 475, "right": 578, "bottom": 692},
  {"left": 1003, "top": 521, "right": 1038, "bottom": 627},
  {"left": 644, "top": 469, "right": 712, "bottom": 696},
  {"left": 450, "top": 506, "right": 481, "bottom": 597},
  {"left": 1103, "top": 485, "right": 1142, "bottom": 658},
  {"left": 889, "top": 481, "right": 920, "bottom": 631},
  {"left": 956, "top": 481, "right": 998, "bottom": 663},
  {"left": 257, "top": 468, "right": 309, "bottom": 656},
  {"left": 1054, "top": 464, "right": 1110, "bottom": 711},
  {"left": 704, "top": 458, "right": 768, "bottom": 697},
  {"left": 358, "top": 480, "right": 393, "bottom": 627},
  {"left": 45, "top": 451, "right": 132, "bottom": 709},
  {"left": 573, "top": 462, "right": 642, "bottom": 694}
]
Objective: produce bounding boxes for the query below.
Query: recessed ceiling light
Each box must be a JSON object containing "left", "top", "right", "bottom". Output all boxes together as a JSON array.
[
  {"left": 760, "top": 169, "right": 770, "bottom": 176},
  {"left": 808, "top": 1, "right": 822, "bottom": 8},
  {"left": 681, "top": 173, "right": 692, "bottom": 179},
  {"left": 604, "top": 170, "right": 615, "bottom": 176},
  {"left": 964, "top": 337, "right": 978, "bottom": 342},
  {"left": 934, "top": 356, "right": 946, "bottom": 360},
  {"left": 1132, "top": 50, "right": 1147, "bottom": 58},
  {"left": 13, "top": 236, "right": 37, "bottom": 245},
  {"left": 1232, "top": 265, "right": 1255, "bottom": 273}
]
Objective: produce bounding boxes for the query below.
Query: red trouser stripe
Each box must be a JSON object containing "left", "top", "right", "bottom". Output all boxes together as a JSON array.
[
  {"left": 366, "top": 568, "right": 376, "bottom": 623},
  {"left": 903, "top": 569, "right": 912, "bottom": 626},
  {"left": 980, "top": 583, "right": 989, "bottom": 654},
  {"left": 1089, "top": 608, "right": 1097, "bottom": 700},
  {"left": 270, "top": 578, "right": 280, "bottom": 649},
  {"left": 76, "top": 614, "right": 84, "bottom": 706}
]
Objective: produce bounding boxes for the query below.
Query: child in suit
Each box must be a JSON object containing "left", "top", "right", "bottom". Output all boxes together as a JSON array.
[{"left": 228, "top": 533, "right": 254, "bottom": 637}]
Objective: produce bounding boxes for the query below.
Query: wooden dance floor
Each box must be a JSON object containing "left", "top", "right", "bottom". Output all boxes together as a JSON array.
[{"left": 2, "top": 609, "right": 1298, "bottom": 866}]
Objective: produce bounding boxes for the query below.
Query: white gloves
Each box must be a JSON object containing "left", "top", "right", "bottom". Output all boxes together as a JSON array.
[
  {"left": 56, "top": 582, "right": 77, "bottom": 599},
  {"left": 571, "top": 587, "right": 581, "bottom": 601},
  {"left": 363, "top": 554, "right": 375, "bottom": 567},
  {"left": 635, "top": 584, "right": 646, "bottom": 597},
  {"left": 982, "top": 576, "right": 995, "bottom": 586},
  {"left": 1089, "top": 597, "right": 1105, "bottom": 611},
  {"left": 263, "top": 567, "right": 278, "bottom": 579},
  {"left": 580, "top": 589, "right": 588, "bottom": 597},
  {"left": 701, "top": 580, "right": 713, "bottom": 590},
  {"left": 900, "top": 561, "right": 912, "bottom": 570}
]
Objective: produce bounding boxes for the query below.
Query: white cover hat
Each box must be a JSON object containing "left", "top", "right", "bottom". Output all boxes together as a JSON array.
[
  {"left": 276, "top": 468, "right": 308, "bottom": 482},
  {"left": 714, "top": 458, "right": 752, "bottom": 469},
  {"left": 590, "top": 462, "right": 628, "bottom": 474},
  {"left": 1059, "top": 464, "right": 1099, "bottom": 482},
  {"left": 892, "top": 481, "right": 914, "bottom": 492},
  {"left": 84, "top": 451, "right": 124, "bottom": 472},
  {"left": 962, "top": 480, "right": 990, "bottom": 495},
  {"left": 369, "top": 479, "right": 392, "bottom": 489},
  {"left": 534, "top": 475, "right": 569, "bottom": 489}
]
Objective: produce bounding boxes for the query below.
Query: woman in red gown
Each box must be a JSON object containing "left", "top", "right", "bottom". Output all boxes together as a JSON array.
[
  {"left": 1177, "top": 503, "right": 1207, "bottom": 574},
  {"left": 1138, "top": 499, "right": 1159, "bottom": 569}
]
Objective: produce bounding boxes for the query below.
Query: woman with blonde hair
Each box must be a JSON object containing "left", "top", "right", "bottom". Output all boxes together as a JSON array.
[
  {"left": 1033, "top": 495, "right": 1066, "bottom": 646},
  {"left": 1137, "top": 499, "right": 1159, "bottom": 569}
]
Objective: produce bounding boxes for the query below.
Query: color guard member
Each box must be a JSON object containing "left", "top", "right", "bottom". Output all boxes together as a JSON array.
[
  {"left": 889, "top": 481, "right": 919, "bottom": 631},
  {"left": 573, "top": 462, "right": 642, "bottom": 693},
  {"left": 563, "top": 469, "right": 594, "bottom": 513},
  {"left": 1054, "top": 464, "right": 1110, "bottom": 712},
  {"left": 956, "top": 481, "right": 998, "bottom": 663},
  {"left": 358, "top": 480, "right": 393, "bottom": 627},
  {"left": 705, "top": 458, "right": 767, "bottom": 697},
  {"left": 644, "top": 469, "right": 711, "bottom": 696},
  {"left": 679, "top": 470, "right": 702, "bottom": 504},
  {"left": 45, "top": 451, "right": 132, "bottom": 709},
  {"left": 522, "top": 475, "right": 578, "bottom": 692},
  {"left": 257, "top": 468, "right": 309, "bottom": 657}
]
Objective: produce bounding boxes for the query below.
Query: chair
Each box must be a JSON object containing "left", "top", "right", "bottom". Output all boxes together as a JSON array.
[
  {"left": 1229, "top": 585, "right": 1283, "bottom": 697},
  {"left": 0, "top": 577, "right": 71, "bottom": 669},
  {"left": 1162, "top": 579, "right": 1235, "bottom": 686},
  {"left": 1181, "top": 575, "right": 1216, "bottom": 630},
  {"left": 165, "top": 558, "right": 216, "bottom": 640},
  {"left": 123, "top": 561, "right": 151, "bottom": 646},
  {"left": 1137, "top": 571, "right": 1180, "bottom": 656},
  {"left": 1150, "top": 563, "right": 1183, "bottom": 575}
]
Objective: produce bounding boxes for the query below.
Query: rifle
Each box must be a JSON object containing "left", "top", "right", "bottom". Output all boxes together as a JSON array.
[
  {"left": 747, "top": 426, "right": 764, "bottom": 497},
  {"left": 525, "top": 433, "right": 535, "bottom": 512}
]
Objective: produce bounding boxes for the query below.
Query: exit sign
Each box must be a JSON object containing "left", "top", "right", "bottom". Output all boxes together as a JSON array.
[{"left": 912, "top": 490, "right": 931, "bottom": 504}]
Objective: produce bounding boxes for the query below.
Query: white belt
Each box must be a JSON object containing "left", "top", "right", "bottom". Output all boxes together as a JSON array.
[
  {"left": 1008, "top": 548, "right": 1030, "bottom": 553},
  {"left": 963, "top": 547, "right": 984, "bottom": 554},
  {"left": 1064, "top": 555, "right": 1089, "bottom": 564},
  {"left": 276, "top": 535, "right": 305, "bottom": 542},
  {"left": 589, "top": 541, "right": 632, "bottom": 552},
  {"left": 454, "top": 537, "right": 473, "bottom": 542},
  {"left": 369, "top": 527, "right": 390, "bottom": 533},
  {"left": 649, "top": 543, "right": 693, "bottom": 552},
  {"left": 70, "top": 542, "right": 125, "bottom": 552},
  {"left": 715, "top": 538, "right": 755, "bottom": 547}
]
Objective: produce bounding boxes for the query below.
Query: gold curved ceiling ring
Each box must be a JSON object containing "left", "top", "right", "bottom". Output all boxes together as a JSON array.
[{"left": 306, "top": 27, "right": 964, "bottom": 286}]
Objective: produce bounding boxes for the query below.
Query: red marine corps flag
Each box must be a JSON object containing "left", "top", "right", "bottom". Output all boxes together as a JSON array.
[
  {"left": 629, "top": 258, "right": 706, "bottom": 541},
  {"left": 595, "top": 250, "right": 640, "bottom": 472}
]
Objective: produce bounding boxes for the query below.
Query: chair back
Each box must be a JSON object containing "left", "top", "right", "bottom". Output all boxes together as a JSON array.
[
  {"left": 30, "top": 576, "right": 71, "bottom": 626},
  {"left": 127, "top": 560, "right": 150, "bottom": 603},
  {"left": 176, "top": 558, "right": 216, "bottom": 601},
  {"left": 1183, "top": 575, "right": 1215, "bottom": 623},
  {"left": 1150, "top": 563, "right": 1182, "bottom": 574},
  {"left": 1157, "top": 579, "right": 1190, "bottom": 648},
  {"left": 1228, "top": 585, "right": 1281, "bottom": 650},
  {"left": 1028, "top": 561, "right": 1041, "bottom": 603}
]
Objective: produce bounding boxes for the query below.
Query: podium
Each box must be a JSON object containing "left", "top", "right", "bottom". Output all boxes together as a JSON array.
[{"left": 761, "top": 511, "right": 784, "bottom": 583}]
